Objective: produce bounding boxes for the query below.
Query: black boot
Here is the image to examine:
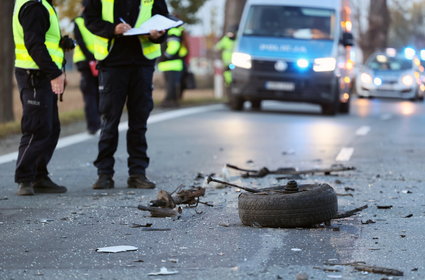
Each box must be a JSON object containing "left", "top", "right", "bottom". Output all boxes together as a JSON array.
[
  {"left": 33, "top": 176, "right": 67, "bottom": 194},
  {"left": 93, "top": 174, "right": 114, "bottom": 189},
  {"left": 17, "top": 182, "right": 34, "bottom": 196},
  {"left": 127, "top": 175, "right": 155, "bottom": 189}
]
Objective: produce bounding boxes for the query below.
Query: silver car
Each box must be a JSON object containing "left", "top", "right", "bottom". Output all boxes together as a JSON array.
[{"left": 356, "top": 52, "right": 425, "bottom": 101}]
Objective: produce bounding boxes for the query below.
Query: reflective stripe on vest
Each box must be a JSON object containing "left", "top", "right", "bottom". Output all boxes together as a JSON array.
[
  {"left": 157, "top": 59, "right": 183, "bottom": 72},
  {"left": 73, "top": 17, "right": 96, "bottom": 63},
  {"left": 94, "top": 0, "right": 161, "bottom": 61},
  {"left": 158, "top": 27, "right": 185, "bottom": 72},
  {"left": 13, "top": 0, "right": 64, "bottom": 69}
]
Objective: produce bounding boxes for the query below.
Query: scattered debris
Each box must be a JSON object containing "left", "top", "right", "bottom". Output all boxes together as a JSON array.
[
  {"left": 377, "top": 205, "right": 392, "bottom": 209},
  {"left": 324, "top": 261, "right": 403, "bottom": 277},
  {"left": 137, "top": 186, "right": 206, "bottom": 218},
  {"left": 291, "top": 248, "right": 302, "bottom": 252},
  {"left": 225, "top": 163, "right": 355, "bottom": 178},
  {"left": 207, "top": 176, "right": 261, "bottom": 193},
  {"left": 137, "top": 205, "right": 182, "bottom": 218},
  {"left": 148, "top": 267, "right": 179, "bottom": 276},
  {"left": 141, "top": 228, "right": 171, "bottom": 232},
  {"left": 130, "top": 223, "right": 152, "bottom": 228},
  {"left": 344, "top": 187, "right": 355, "bottom": 192},
  {"left": 361, "top": 219, "right": 376, "bottom": 224},
  {"left": 404, "top": 214, "right": 413, "bottom": 218},
  {"left": 313, "top": 266, "right": 341, "bottom": 273},
  {"left": 150, "top": 186, "right": 206, "bottom": 207},
  {"left": 96, "top": 245, "right": 138, "bottom": 253},
  {"left": 353, "top": 264, "right": 404, "bottom": 276},
  {"left": 334, "top": 205, "right": 368, "bottom": 219}
]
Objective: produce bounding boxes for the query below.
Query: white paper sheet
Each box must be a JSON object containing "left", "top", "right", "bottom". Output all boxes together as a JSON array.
[{"left": 124, "top": 15, "right": 183, "bottom": 36}]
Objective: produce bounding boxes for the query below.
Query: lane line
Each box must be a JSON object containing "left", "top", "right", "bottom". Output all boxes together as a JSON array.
[
  {"left": 0, "top": 104, "right": 223, "bottom": 165},
  {"left": 336, "top": 147, "right": 354, "bottom": 162},
  {"left": 356, "top": 126, "right": 371, "bottom": 136}
]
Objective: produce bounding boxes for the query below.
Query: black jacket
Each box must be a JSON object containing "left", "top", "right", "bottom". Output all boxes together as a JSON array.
[
  {"left": 83, "top": 0, "right": 169, "bottom": 68},
  {"left": 17, "top": 0, "right": 62, "bottom": 80}
]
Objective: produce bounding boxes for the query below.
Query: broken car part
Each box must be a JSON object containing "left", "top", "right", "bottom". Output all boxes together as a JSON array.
[{"left": 238, "top": 180, "right": 338, "bottom": 228}]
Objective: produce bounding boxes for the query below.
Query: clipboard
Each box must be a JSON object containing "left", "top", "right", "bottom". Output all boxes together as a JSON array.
[{"left": 123, "top": 14, "right": 184, "bottom": 36}]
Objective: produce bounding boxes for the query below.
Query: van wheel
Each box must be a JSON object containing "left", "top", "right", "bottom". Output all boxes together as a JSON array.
[
  {"left": 238, "top": 183, "right": 338, "bottom": 228},
  {"left": 339, "top": 100, "right": 350, "bottom": 114},
  {"left": 229, "top": 95, "right": 244, "bottom": 111},
  {"left": 251, "top": 100, "right": 262, "bottom": 110},
  {"left": 321, "top": 103, "right": 337, "bottom": 115}
]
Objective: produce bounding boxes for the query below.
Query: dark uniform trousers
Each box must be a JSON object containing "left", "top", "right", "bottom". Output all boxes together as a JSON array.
[
  {"left": 79, "top": 68, "right": 100, "bottom": 132},
  {"left": 14, "top": 68, "right": 61, "bottom": 183},
  {"left": 163, "top": 70, "right": 183, "bottom": 101},
  {"left": 94, "top": 65, "right": 154, "bottom": 176}
]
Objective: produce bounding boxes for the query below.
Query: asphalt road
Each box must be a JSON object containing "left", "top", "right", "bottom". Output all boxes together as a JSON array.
[{"left": 0, "top": 98, "right": 424, "bottom": 280}]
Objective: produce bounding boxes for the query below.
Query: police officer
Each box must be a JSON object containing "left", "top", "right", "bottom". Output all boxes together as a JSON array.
[
  {"left": 73, "top": 0, "right": 100, "bottom": 135},
  {"left": 12, "top": 0, "right": 72, "bottom": 195},
  {"left": 158, "top": 25, "right": 188, "bottom": 108},
  {"left": 84, "top": 0, "right": 169, "bottom": 190},
  {"left": 215, "top": 30, "right": 236, "bottom": 86}
]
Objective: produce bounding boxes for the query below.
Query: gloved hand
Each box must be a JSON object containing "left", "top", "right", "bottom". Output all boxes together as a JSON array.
[
  {"left": 89, "top": 61, "right": 99, "bottom": 77},
  {"left": 60, "top": 35, "right": 76, "bottom": 51}
]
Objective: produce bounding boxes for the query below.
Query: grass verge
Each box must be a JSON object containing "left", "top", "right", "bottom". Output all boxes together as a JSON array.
[{"left": 0, "top": 97, "right": 225, "bottom": 139}]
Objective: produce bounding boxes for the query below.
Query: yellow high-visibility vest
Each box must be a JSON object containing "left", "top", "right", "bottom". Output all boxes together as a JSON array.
[
  {"left": 94, "top": 0, "right": 161, "bottom": 61},
  {"left": 158, "top": 27, "right": 185, "bottom": 72},
  {"left": 73, "top": 17, "right": 96, "bottom": 63},
  {"left": 13, "top": 0, "right": 64, "bottom": 69}
]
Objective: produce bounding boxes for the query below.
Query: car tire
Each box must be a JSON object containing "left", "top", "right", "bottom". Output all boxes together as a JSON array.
[
  {"left": 228, "top": 95, "right": 244, "bottom": 111},
  {"left": 251, "top": 100, "right": 262, "bottom": 110},
  {"left": 238, "top": 183, "right": 338, "bottom": 228},
  {"left": 321, "top": 103, "right": 338, "bottom": 115}
]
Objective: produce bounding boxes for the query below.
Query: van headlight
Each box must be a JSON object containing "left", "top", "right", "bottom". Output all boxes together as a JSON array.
[
  {"left": 232, "top": 52, "right": 252, "bottom": 69},
  {"left": 360, "top": 73, "right": 373, "bottom": 85},
  {"left": 313, "top": 57, "right": 336, "bottom": 72},
  {"left": 401, "top": 74, "right": 414, "bottom": 87}
]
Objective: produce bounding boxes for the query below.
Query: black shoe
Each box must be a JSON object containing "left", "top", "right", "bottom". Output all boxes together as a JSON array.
[
  {"left": 128, "top": 175, "right": 156, "bottom": 189},
  {"left": 33, "top": 176, "right": 67, "bottom": 193},
  {"left": 93, "top": 174, "right": 114, "bottom": 189},
  {"left": 17, "top": 182, "right": 34, "bottom": 196}
]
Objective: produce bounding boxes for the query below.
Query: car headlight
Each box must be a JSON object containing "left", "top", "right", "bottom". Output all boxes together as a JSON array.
[
  {"left": 313, "top": 57, "right": 336, "bottom": 72},
  {"left": 360, "top": 73, "right": 373, "bottom": 85},
  {"left": 401, "top": 74, "right": 414, "bottom": 87},
  {"left": 231, "top": 52, "right": 252, "bottom": 69}
]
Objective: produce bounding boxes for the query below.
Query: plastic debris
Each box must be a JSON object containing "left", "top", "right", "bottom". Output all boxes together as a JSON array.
[
  {"left": 148, "top": 267, "right": 179, "bottom": 276},
  {"left": 96, "top": 245, "right": 138, "bottom": 253}
]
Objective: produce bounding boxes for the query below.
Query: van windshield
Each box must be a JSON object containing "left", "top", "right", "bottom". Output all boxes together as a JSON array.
[{"left": 242, "top": 5, "right": 336, "bottom": 40}]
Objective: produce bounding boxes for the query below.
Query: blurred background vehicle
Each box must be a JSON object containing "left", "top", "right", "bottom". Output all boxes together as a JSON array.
[{"left": 355, "top": 48, "right": 425, "bottom": 101}]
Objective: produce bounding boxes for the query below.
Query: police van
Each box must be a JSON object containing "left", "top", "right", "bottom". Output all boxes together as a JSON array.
[{"left": 228, "top": 0, "right": 355, "bottom": 115}]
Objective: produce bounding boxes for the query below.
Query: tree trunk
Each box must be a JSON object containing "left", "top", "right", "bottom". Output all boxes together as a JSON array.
[
  {"left": 0, "top": 0, "right": 15, "bottom": 123},
  {"left": 223, "top": 0, "right": 246, "bottom": 35},
  {"left": 362, "top": 0, "right": 390, "bottom": 61}
]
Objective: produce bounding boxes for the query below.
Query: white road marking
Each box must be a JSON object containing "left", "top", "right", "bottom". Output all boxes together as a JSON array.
[
  {"left": 356, "top": 126, "right": 371, "bottom": 136},
  {"left": 0, "top": 104, "right": 223, "bottom": 165},
  {"left": 336, "top": 147, "right": 354, "bottom": 162}
]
